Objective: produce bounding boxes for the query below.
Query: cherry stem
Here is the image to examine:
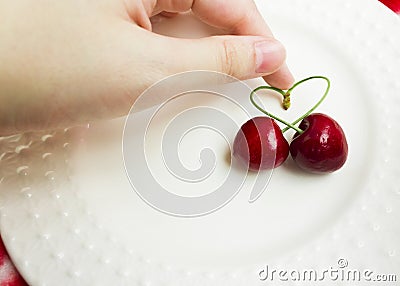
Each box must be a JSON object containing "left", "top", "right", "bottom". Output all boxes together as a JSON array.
[
  {"left": 249, "top": 76, "right": 331, "bottom": 134},
  {"left": 282, "top": 76, "right": 330, "bottom": 133},
  {"left": 250, "top": 86, "right": 303, "bottom": 133}
]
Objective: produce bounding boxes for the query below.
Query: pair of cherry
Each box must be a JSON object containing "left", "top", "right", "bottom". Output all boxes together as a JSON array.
[{"left": 233, "top": 76, "right": 348, "bottom": 174}]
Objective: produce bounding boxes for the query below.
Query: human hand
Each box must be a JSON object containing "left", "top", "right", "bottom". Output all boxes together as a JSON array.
[{"left": 0, "top": 0, "right": 294, "bottom": 135}]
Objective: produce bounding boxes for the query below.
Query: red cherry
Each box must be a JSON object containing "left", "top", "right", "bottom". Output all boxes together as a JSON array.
[
  {"left": 289, "top": 113, "right": 348, "bottom": 173},
  {"left": 233, "top": 117, "right": 289, "bottom": 171}
]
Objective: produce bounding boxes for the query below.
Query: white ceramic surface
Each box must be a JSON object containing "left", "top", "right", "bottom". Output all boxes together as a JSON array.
[{"left": 0, "top": 0, "right": 399, "bottom": 285}]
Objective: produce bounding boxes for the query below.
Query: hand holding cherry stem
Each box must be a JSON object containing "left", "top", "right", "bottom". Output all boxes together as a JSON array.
[{"left": 233, "top": 76, "right": 349, "bottom": 174}]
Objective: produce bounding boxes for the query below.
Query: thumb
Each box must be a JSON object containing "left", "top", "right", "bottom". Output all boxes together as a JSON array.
[{"left": 160, "top": 35, "right": 287, "bottom": 80}]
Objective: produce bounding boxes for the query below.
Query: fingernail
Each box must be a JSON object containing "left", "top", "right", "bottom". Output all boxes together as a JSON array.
[{"left": 255, "top": 40, "right": 286, "bottom": 74}]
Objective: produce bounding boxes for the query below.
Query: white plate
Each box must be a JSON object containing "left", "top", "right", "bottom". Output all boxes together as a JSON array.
[{"left": 1, "top": 0, "right": 400, "bottom": 285}]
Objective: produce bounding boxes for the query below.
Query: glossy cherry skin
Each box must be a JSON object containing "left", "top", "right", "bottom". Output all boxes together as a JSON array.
[
  {"left": 290, "top": 113, "right": 348, "bottom": 173},
  {"left": 233, "top": 117, "right": 289, "bottom": 171}
]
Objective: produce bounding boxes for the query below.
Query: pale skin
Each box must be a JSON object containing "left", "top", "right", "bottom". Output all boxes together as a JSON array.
[{"left": 0, "top": 0, "right": 294, "bottom": 135}]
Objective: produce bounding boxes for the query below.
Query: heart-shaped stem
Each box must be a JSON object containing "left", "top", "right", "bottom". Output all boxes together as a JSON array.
[
  {"left": 282, "top": 76, "right": 330, "bottom": 133},
  {"left": 250, "top": 86, "right": 303, "bottom": 133},
  {"left": 249, "top": 76, "right": 331, "bottom": 134}
]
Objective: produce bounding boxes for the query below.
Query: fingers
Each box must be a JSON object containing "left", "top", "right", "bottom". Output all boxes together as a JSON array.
[
  {"left": 210, "top": 3, "right": 294, "bottom": 89},
  {"left": 124, "top": 0, "right": 153, "bottom": 30},
  {"left": 152, "top": 34, "right": 286, "bottom": 80},
  {"left": 262, "top": 64, "right": 294, "bottom": 90},
  {"left": 150, "top": 0, "right": 294, "bottom": 89}
]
